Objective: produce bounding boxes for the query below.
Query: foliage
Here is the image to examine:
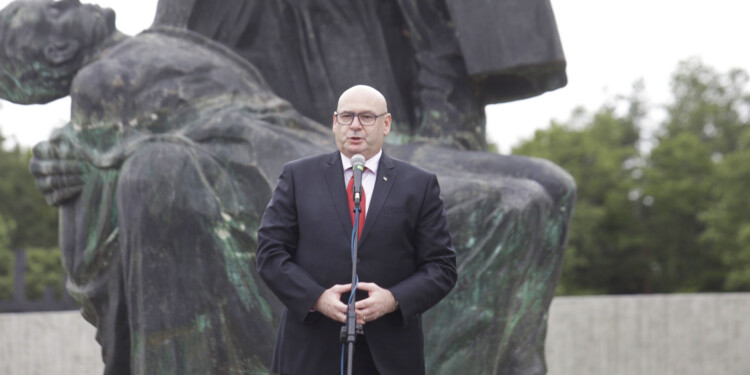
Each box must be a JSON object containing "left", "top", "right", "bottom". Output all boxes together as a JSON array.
[
  {"left": 641, "top": 131, "right": 719, "bottom": 292},
  {"left": 514, "top": 88, "right": 646, "bottom": 294},
  {"left": 659, "top": 59, "right": 750, "bottom": 291},
  {"left": 0, "top": 214, "right": 14, "bottom": 300},
  {"left": 700, "top": 131, "right": 750, "bottom": 290},
  {"left": 24, "top": 247, "right": 65, "bottom": 299},
  {"left": 0, "top": 132, "right": 59, "bottom": 249},
  {"left": 0, "top": 125, "right": 62, "bottom": 300},
  {"left": 513, "top": 58, "right": 750, "bottom": 294}
]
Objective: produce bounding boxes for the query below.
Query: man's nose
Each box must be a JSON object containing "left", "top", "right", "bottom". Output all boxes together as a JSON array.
[{"left": 349, "top": 116, "right": 364, "bottom": 129}]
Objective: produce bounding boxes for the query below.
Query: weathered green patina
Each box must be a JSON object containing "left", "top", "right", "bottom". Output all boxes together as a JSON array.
[{"left": 1, "top": 0, "right": 574, "bottom": 374}]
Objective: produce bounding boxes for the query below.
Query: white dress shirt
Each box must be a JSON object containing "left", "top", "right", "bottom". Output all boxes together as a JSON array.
[{"left": 341, "top": 150, "right": 381, "bottom": 216}]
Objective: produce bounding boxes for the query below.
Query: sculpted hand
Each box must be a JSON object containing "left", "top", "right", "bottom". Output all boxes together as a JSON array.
[
  {"left": 313, "top": 284, "right": 352, "bottom": 323},
  {"left": 29, "top": 137, "right": 85, "bottom": 206},
  {"left": 354, "top": 282, "right": 398, "bottom": 325}
]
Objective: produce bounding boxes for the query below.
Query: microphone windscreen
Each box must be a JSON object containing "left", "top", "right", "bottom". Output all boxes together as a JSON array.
[{"left": 351, "top": 154, "right": 365, "bottom": 170}]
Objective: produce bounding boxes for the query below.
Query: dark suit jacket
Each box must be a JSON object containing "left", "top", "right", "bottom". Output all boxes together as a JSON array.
[{"left": 257, "top": 151, "right": 457, "bottom": 375}]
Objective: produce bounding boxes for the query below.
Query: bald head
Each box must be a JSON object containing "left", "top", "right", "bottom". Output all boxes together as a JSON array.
[{"left": 337, "top": 85, "right": 388, "bottom": 114}]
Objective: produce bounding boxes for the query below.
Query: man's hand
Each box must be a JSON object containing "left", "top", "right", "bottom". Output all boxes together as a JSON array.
[
  {"left": 354, "top": 282, "right": 398, "bottom": 325},
  {"left": 29, "top": 138, "right": 85, "bottom": 206},
  {"left": 312, "top": 284, "right": 352, "bottom": 323}
]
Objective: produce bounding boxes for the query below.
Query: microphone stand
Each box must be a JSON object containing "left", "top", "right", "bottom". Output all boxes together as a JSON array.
[{"left": 341, "top": 191, "right": 363, "bottom": 375}]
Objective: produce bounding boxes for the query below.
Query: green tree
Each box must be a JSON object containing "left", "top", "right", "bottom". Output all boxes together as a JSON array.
[
  {"left": 24, "top": 246, "right": 65, "bottom": 299},
  {"left": 665, "top": 58, "right": 749, "bottom": 155},
  {"left": 1, "top": 124, "right": 62, "bottom": 300},
  {"left": 652, "top": 58, "right": 750, "bottom": 291},
  {"left": 640, "top": 132, "right": 719, "bottom": 291},
  {"left": 701, "top": 130, "right": 750, "bottom": 290},
  {"left": 513, "top": 59, "right": 750, "bottom": 294},
  {"left": 513, "top": 87, "right": 647, "bottom": 294},
  {"left": 0, "top": 214, "right": 15, "bottom": 300},
  {"left": 0, "top": 133, "right": 59, "bottom": 249}
]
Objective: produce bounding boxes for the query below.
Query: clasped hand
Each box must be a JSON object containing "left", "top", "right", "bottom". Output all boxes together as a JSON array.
[
  {"left": 29, "top": 137, "right": 85, "bottom": 206},
  {"left": 312, "top": 282, "right": 398, "bottom": 325}
]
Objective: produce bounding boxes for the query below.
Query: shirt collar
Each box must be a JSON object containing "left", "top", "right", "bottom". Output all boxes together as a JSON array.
[{"left": 341, "top": 149, "right": 382, "bottom": 175}]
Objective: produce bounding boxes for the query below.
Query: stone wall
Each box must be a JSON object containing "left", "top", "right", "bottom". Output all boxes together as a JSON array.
[
  {"left": 1, "top": 293, "right": 748, "bottom": 375},
  {"left": 0, "top": 311, "right": 103, "bottom": 374},
  {"left": 546, "top": 293, "right": 750, "bottom": 375}
]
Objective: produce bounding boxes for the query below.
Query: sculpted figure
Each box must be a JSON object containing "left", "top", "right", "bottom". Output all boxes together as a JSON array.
[
  {"left": 153, "top": 0, "right": 567, "bottom": 151},
  {"left": 0, "top": 0, "right": 575, "bottom": 374},
  {"left": 1, "top": 0, "right": 324, "bottom": 372}
]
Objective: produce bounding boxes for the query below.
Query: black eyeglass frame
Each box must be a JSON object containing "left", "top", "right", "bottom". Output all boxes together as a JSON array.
[{"left": 334, "top": 112, "right": 388, "bottom": 126}]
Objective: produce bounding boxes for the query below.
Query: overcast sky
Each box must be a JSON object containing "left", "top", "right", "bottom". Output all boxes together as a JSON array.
[{"left": 1, "top": 0, "right": 748, "bottom": 153}]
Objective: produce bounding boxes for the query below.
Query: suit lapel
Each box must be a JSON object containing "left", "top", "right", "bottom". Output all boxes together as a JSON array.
[
  {"left": 323, "top": 151, "right": 353, "bottom": 239},
  {"left": 359, "top": 153, "right": 396, "bottom": 245}
]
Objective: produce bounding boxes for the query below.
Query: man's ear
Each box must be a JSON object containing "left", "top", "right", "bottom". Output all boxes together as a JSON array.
[
  {"left": 383, "top": 113, "right": 392, "bottom": 136},
  {"left": 43, "top": 39, "right": 80, "bottom": 65}
]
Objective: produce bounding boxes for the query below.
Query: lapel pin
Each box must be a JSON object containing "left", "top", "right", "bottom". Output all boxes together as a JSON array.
[{"left": 383, "top": 176, "right": 388, "bottom": 181}]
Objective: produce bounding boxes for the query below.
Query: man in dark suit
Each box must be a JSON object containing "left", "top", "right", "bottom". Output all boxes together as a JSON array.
[{"left": 256, "top": 85, "right": 457, "bottom": 375}]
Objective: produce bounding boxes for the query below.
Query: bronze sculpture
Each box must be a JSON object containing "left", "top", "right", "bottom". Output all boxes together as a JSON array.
[{"left": 0, "top": 0, "right": 574, "bottom": 373}]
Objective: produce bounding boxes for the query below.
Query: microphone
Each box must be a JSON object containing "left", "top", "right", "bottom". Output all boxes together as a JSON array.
[{"left": 351, "top": 154, "right": 365, "bottom": 205}]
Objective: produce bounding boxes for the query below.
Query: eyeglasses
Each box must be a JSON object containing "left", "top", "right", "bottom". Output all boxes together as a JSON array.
[{"left": 335, "top": 112, "right": 388, "bottom": 126}]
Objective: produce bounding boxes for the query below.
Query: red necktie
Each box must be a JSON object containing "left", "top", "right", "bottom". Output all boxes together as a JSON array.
[{"left": 347, "top": 170, "right": 366, "bottom": 240}]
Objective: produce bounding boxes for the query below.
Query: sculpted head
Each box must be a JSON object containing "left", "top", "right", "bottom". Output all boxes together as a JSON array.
[
  {"left": 0, "top": 0, "right": 116, "bottom": 104},
  {"left": 332, "top": 85, "right": 392, "bottom": 160}
]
